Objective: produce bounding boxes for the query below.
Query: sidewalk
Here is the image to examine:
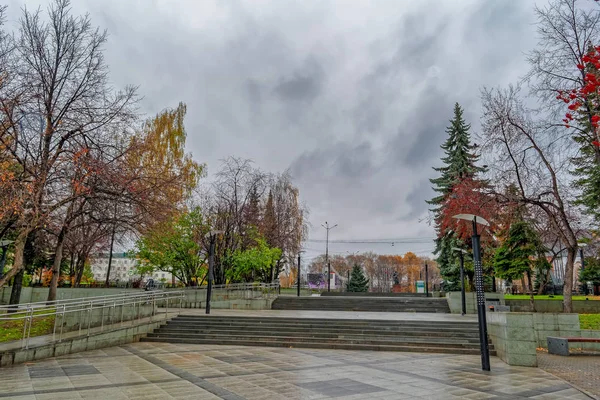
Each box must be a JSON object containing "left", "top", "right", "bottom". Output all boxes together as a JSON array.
[{"left": 538, "top": 350, "right": 600, "bottom": 399}]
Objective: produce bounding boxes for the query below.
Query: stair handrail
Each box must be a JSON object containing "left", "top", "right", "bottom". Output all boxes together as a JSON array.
[{"left": 0, "top": 290, "right": 185, "bottom": 349}]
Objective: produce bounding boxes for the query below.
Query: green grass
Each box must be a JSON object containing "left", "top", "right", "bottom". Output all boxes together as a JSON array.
[
  {"left": 0, "top": 310, "right": 56, "bottom": 343},
  {"left": 580, "top": 314, "right": 600, "bottom": 330},
  {"left": 504, "top": 294, "right": 600, "bottom": 301}
]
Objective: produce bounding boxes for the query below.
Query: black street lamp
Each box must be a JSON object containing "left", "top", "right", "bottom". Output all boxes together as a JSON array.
[
  {"left": 204, "top": 230, "right": 223, "bottom": 314},
  {"left": 453, "top": 214, "right": 491, "bottom": 372},
  {"left": 425, "top": 263, "right": 429, "bottom": 297},
  {"left": 0, "top": 240, "right": 14, "bottom": 280},
  {"left": 452, "top": 247, "right": 468, "bottom": 316},
  {"left": 297, "top": 250, "right": 305, "bottom": 297}
]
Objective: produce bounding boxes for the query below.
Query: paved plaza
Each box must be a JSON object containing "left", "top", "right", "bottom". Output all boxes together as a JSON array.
[
  {"left": 537, "top": 351, "right": 600, "bottom": 399},
  {"left": 0, "top": 342, "right": 593, "bottom": 400}
]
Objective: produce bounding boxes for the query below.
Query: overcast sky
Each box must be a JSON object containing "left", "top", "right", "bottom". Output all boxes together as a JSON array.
[{"left": 4, "top": 0, "right": 541, "bottom": 260}]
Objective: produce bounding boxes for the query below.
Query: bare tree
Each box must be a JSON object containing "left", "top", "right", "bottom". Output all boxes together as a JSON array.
[
  {"left": 527, "top": 0, "right": 600, "bottom": 107},
  {"left": 0, "top": 0, "right": 137, "bottom": 291},
  {"left": 481, "top": 86, "right": 584, "bottom": 312}
]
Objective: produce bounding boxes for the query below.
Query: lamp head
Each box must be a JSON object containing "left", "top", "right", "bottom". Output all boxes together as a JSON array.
[{"left": 452, "top": 214, "right": 490, "bottom": 226}]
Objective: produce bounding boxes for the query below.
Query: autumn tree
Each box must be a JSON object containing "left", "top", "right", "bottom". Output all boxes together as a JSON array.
[
  {"left": 134, "top": 208, "right": 208, "bottom": 286},
  {"left": 481, "top": 87, "right": 583, "bottom": 312},
  {"left": 528, "top": 0, "right": 600, "bottom": 224},
  {"left": 227, "top": 237, "right": 282, "bottom": 283},
  {"left": 0, "top": 0, "right": 137, "bottom": 293}
]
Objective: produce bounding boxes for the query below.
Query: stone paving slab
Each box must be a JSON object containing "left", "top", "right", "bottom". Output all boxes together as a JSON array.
[
  {"left": 537, "top": 350, "right": 600, "bottom": 399},
  {"left": 0, "top": 342, "right": 592, "bottom": 399}
]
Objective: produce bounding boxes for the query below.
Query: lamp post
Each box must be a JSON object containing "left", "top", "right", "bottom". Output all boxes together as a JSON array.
[
  {"left": 204, "top": 230, "right": 223, "bottom": 314},
  {"left": 452, "top": 247, "right": 468, "bottom": 316},
  {"left": 322, "top": 222, "right": 337, "bottom": 292},
  {"left": 297, "top": 250, "right": 305, "bottom": 297},
  {"left": 0, "top": 240, "right": 14, "bottom": 280},
  {"left": 453, "top": 214, "right": 491, "bottom": 371},
  {"left": 425, "top": 263, "right": 429, "bottom": 297}
]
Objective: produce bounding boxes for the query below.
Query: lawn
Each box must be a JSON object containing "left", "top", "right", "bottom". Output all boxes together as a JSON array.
[
  {"left": 579, "top": 314, "right": 600, "bottom": 330},
  {"left": 0, "top": 311, "right": 56, "bottom": 343},
  {"left": 504, "top": 294, "right": 600, "bottom": 301}
]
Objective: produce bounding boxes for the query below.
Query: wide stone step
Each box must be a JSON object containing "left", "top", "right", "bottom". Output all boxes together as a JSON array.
[
  {"left": 165, "top": 322, "right": 480, "bottom": 335},
  {"left": 158, "top": 326, "right": 481, "bottom": 339},
  {"left": 172, "top": 315, "right": 474, "bottom": 327},
  {"left": 140, "top": 336, "right": 495, "bottom": 356},
  {"left": 148, "top": 330, "right": 485, "bottom": 346},
  {"left": 270, "top": 297, "right": 450, "bottom": 313}
]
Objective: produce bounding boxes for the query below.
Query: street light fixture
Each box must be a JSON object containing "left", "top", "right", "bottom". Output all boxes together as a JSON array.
[
  {"left": 452, "top": 213, "right": 491, "bottom": 371},
  {"left": 0, "top": 240, "right": 14, "bottom": 280},
  {"left": 204, "top": 230, "right": 224, "bottom": 314},
  {"left": 452, "top": 247, "right": 469, "bottom": 316}
]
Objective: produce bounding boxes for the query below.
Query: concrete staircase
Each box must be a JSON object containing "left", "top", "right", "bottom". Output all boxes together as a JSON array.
[
  {"left": 271, "top": 296, "right": 451, "bottom": 313},
  {"left": 142, "top": 315, "right": 495, "bottom": 355}
]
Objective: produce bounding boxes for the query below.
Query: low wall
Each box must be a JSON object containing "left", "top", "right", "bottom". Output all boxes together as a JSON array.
[
  {"left": 320, "top": 292, "right": 428, "bottom": 297},
  {"left": 0, "top": 287, "right": 141, "bottom": 304},
  {"left": 446, "top": 292, "right": 504, "bottom": 314},
  {"left": 505, "top": 299, "right": 600, "bottom": 313},
  {"left": 0, "top": 287, "right": 275, "bottom": 310},
  {"left": 487, "top": 312, "right": 537, "bottom": 367},
  {"left": 487, "top": 312, "right": 600, "bottom": 367},
  {"left": 531, "top": 313, "right": 581, "bottom": 347},
  {"left": 0, "top": 319, "right": 163, "bottom": 367}
]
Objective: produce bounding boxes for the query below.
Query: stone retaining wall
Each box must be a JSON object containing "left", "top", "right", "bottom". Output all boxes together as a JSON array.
[
  {"left": 446, "top": 292, "right": 505, "bottom": 314},
  {"left": 486, "top": 312, "right": 600, "bottom": 367},
  {"left": 0, "top": 319, "right": 163, "bottom": 367}
]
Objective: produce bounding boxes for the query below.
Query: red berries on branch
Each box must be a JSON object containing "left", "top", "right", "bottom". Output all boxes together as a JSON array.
[{"left": 557, "top": 45, "right": 600, "bottom": 147}]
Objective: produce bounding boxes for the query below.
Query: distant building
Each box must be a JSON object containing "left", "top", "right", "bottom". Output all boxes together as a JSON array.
[{"left": 90, "top": 253, "right": 175, "bottom": 283}]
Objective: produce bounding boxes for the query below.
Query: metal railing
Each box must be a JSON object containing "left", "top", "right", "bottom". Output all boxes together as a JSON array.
[
  {"left": 185, "top": 282, "right": 280, "bottom": 299},
  {"left": 0, "top": 290, "right": 184, "bottom": 350}
]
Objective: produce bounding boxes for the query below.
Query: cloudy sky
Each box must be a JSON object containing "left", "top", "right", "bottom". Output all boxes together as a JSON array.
[{"left": 5, "top": 0, "right": 541, "bottom": 260}]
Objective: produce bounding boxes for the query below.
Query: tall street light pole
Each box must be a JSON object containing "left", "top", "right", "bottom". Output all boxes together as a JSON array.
[
  {"left": 297, "top": 250, "right": 305, "bottom": 297},
  {"left": 322, "top": 221, "right": 337, "bottom": 292},
  {"left": 453, "top": 214, "right": 491, "bottom": 372},
  {"left": 425, "top": 263, "right": 429, "bottom": 297},
  {"left": 204, "top": 230, "right": 223, "bottom": 314},
  {"left": 452, "top": 247, "right": 468, "bottom": 316}
]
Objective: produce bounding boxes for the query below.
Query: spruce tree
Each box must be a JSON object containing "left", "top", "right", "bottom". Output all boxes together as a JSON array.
[
  {"left": 347, "top": 264, "right": 369, "bottom": 292},
  {"left": 493, "top": 221, "right": 549, "bottom": 309},
  {"left": 428, "top": 103, "right": 485, "bottom": 290}
]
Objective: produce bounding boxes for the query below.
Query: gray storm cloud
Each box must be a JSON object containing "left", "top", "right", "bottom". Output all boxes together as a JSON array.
[{"left": 4, "top": 0, "right": 539, "bottom": 256}]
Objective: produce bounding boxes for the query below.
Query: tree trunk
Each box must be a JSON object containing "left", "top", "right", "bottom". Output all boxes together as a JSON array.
[
  {"left": 0, "top": 230, "right": 28, "bottom": 288},
  {"left": 7, "top": 269, "right": 24, "bottom": 313},
  {"left": 75, "top": 255, "right": 85, "bottom": 287},
  {"left": 69, "top": 252, "right": 75, "bottom": 282},
  {"left": 563, "top": 247, "right": 577, "bottom": 313},
  {"left": 526, "top": 269, "right": 536, "bottom": 312},
  {"left": 105, "top": 227, "right": 116, "bottom": 287},
  {"left": 47, "top": 228, "right": 66, "bottom": 303}
]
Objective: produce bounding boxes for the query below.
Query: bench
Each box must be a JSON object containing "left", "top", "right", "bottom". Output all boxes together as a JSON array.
[{"left": 547, "top": 336, "right": 600, "bottom": 356}]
